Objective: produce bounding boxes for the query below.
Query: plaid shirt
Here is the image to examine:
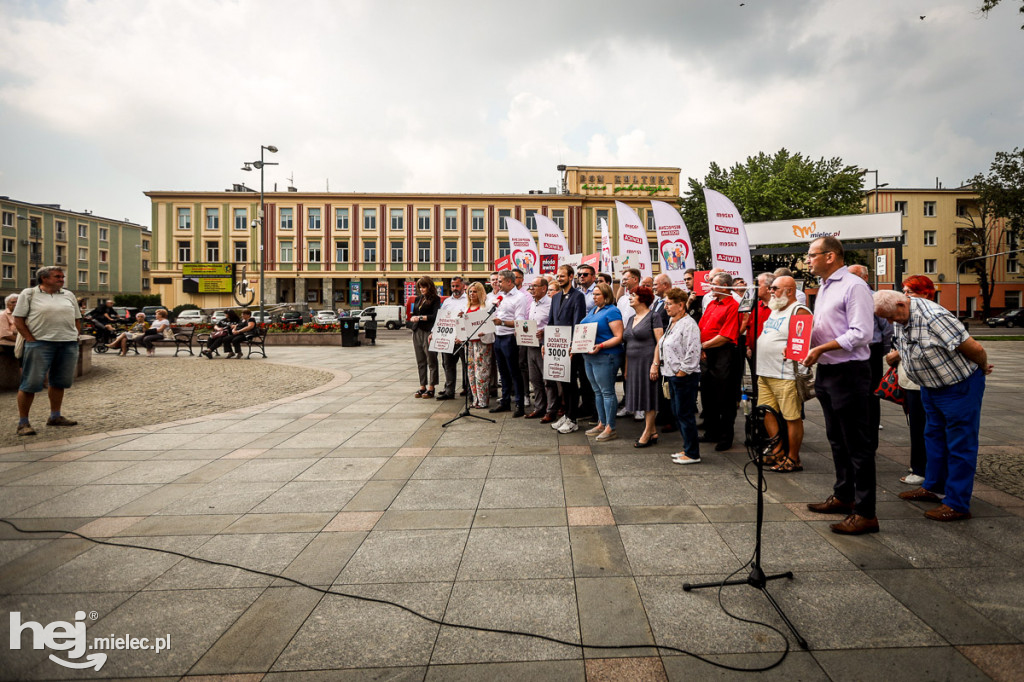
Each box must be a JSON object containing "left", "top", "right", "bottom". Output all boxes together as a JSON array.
[{"left": 894, "top": 297, "right": 974, "bottom": 388}]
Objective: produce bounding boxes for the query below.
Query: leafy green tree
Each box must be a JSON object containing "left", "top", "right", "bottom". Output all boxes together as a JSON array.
[
  {"left": 678, "top": 149, "right": 865, "bottom": 275},
  {"left": 980, "top": 0, "right": 1024, "bottom": 29},
  {"left": 980, "top": 147, "right": 1024, "bottom": 236}
]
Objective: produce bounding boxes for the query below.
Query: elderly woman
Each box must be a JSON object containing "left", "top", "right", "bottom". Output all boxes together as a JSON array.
[
  {"left": 624, "top": 285, "right": 664, "bottom": 447},
  {"left": 462, "top": 282, "right": 495, "bottom": 408},
  {"left": 581, "top": 282, "right": 624, "bottom": 442},
  {"left": 410, "top": 276, "right": 440, "bottom": 398},
  {"left": 106, "top": 312, "right": 148, "bottom": 356},
  {"left": 888, "top": 275, "right": 934, "bottom": 485},
  {"left": 139, "top": 308, "right": 171, "bottom": 357},
  {"left": 653, "top": 288, "right": 702, "bottom": 464},
  {"left": 202, "top": 310, "right": 240, "bottom": 358},
  {"left": 1, "top": 293, "right": 18, "bottom": 356}
]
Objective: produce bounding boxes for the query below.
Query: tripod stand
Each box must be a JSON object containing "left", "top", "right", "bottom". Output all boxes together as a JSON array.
[{"left": 443, "top": 304, "right": 500, "bottom": 428}]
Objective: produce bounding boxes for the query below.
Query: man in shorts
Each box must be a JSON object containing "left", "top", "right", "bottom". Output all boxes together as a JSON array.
[{"left": 13, "top": 266, "right": 82, "bottom": 436}]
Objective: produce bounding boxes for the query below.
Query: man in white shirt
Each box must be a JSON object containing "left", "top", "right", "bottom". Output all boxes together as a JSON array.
[
  {"left": 490, "top": 270, "right": 529, "bottom": 417},
  {"left": 578, "top": 265, "right": 598, "bottom": 313},
  {"left": 436, "top": 276, "right": 468, "bottom": 400},
  {"left": 524, "top": 276, "right": 557, "bottom": 419}
]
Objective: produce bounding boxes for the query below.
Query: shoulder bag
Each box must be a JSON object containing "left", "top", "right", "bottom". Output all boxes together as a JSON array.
[
  {"left": 874, "top": 365, "right": 905, "bottom": 405},
  {"left": 791, "top": 360, "right": 816, "bottom": 402}
]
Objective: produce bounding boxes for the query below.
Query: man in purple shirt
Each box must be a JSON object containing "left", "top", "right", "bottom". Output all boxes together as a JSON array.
[{"left": 801, "top": 236, "right": 878, "bottom": 535}]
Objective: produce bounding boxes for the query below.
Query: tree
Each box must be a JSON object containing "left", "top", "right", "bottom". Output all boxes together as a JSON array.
[
  {"left": 980, "top": 0, "right": 1024, "bottom": 30},
  {"left": 980, "top": 147, "right": 1024, "bottom": 236},
  {"left": 678, "top": 149, "right": 865, "bottom": 276}
]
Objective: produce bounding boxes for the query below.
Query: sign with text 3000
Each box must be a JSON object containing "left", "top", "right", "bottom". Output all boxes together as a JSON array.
[
  {"left": 543, "top": 325, "right": 572, "bottom": 382},
  {"left": 429, "top": 311, "right": 461, "bottom": 354}
]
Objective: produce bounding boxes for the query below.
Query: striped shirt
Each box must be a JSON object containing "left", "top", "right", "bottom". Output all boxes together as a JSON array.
[{"left": 894, "top": 297, "right": 974, "bottom": 388}]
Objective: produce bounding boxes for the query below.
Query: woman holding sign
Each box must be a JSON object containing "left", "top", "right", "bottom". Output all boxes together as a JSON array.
[
  {"left": 624, "top": 286, "right": 664, "bottom": 447},
  {"left": 581, "top": 282, "right": 624, "bottom": 442},
  {"left": 410, "top": 277, "right": 440, "bottom": 398},
  {"left": 463, "top": 282, "right": 495, "bottom": 409}
]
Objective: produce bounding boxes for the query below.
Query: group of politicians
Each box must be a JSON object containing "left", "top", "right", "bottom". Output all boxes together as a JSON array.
[{"left": 406, "top": 235, "right": 993, "bottom": 535}]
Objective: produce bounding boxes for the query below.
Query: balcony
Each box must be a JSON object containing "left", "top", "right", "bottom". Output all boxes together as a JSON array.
[{"left": 55, "top": 231, "right": 67, "bottom": 242}]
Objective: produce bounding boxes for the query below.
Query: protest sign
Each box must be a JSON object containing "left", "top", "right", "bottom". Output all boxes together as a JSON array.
[
  {"left": 784, "top": 309, "right": 814, "bottom": 362},
  {"left": 543, "top": 325, "right": 572, "bottom": 382},
  {"left": 429, "top": 310, "right": 461, "bottom": 354},
  {"left": 464, "top": 309, "right": 495, "bottom": 341},
  {"left": 571, "top": 322, "right": 597, "bottom": 354},
  {"left": 515, "top": 319, "right": 540, "bottom": 347}
]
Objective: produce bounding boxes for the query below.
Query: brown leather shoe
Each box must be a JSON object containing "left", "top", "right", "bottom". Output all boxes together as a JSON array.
[
  {"left": 806, "top": 495, "right": 854, "bottom": 515},
  {"left": 898, "top": 487, "right": 941, "bottom": 502},
  {"left": 539, "top": 414, "right": 556, "bottom": 424},
  {"left": 830, "top": 514, "right": 879, "bottom": 535},
  {"left": 924, "top": 504, "right": 972, "bottom": 522},
  {"left": 524, "top": 410, "right": 544, "bottom": 419}
]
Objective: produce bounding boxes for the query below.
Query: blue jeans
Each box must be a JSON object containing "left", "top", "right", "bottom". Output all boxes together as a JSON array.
[
  {"left": 19, "top": 340, "right": 78, "bottom": 393},
  {"left": 921, "top": 369, "right": 985, "bottom": 513},
  {"left": 668, "top": 373, "right": 701, "bottom": 459},
  {"left": 584, "top": 352, "right": 619, "bottom": 429}
]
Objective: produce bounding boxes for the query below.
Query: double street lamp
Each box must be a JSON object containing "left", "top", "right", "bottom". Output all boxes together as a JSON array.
[{"left": 241, "top": 145, "right": 279, "bottom": 325}]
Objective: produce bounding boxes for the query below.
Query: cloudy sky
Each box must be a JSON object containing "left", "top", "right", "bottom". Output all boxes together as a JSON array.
[{"left": 1, "top": 0, "right": 1021, "bottom": 226}]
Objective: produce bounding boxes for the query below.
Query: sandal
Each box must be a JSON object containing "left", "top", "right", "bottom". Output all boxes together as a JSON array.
[
  {"left": 424, "top": 389, "right": 435, "bottom": 398},
  {"left": 761, "top": 449, "right": 785, "bottom": 466},
  {"left": 414, "top": 389, "right": 427, "bottom": 398},
  {"left": 769, "top": 457, "right": 803, "bottom": 473}
]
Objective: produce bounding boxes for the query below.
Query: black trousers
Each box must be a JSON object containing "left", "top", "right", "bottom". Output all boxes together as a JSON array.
[
  {"left": 868, "top": 342, "right": 885, "bottom": 450},
  {"left": 441, "top": 343, "right": 468, "bottom": 396},
  {"left": 817, "top": 360, "right": 876, "bottom": 517},
  {"left": 700, "top": 345, "right": 738, "bottom": 442}
]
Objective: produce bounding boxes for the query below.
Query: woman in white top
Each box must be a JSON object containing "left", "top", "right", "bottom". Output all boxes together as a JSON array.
[
  {"left": 462, "top": 282, "right": 495, "bottom": 409},
  {"left": 653, "top": 288, "right": 702, "bottom": 464},
  {"left": 140, "top": 309, "right": 171, "bottom": 357}
]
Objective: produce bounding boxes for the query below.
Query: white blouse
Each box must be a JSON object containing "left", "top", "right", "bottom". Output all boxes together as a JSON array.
[{"left": 659, "top": 315, "right": 701, "bottom": 376}]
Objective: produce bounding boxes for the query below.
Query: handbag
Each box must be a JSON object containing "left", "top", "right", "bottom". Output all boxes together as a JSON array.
[
  {"left": 210, "top": 328, "right": 230, "bottom": 340},
  {"left": 874, "top": 366, "right": 905, "bottom": 405},
  {"left": 791, "top": 361, "right": 816, "bottom": 402},
  {"left": 14, "top": 335, "right": 25, "bottom": 359},
  {"left": 661, "top": 377, "right": 670, "bottom": 399},
  {"left": 163, "top": 327, "right": 176, "bottom": 340}
]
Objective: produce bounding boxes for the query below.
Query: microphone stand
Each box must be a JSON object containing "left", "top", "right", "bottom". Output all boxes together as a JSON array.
[
  {"left": 443, "top": 300, "right": 501, "bottom": 428},
  {"left": 683, "top": 289, "right": 808, "bottom": 651}
]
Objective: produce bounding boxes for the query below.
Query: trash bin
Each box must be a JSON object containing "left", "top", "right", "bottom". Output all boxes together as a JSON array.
[
  {"left": 362, "top": 312, "right": 378, "bottom": 345},
  {"left": 339, "top": 318, "right": 360, "bottom": 347}
]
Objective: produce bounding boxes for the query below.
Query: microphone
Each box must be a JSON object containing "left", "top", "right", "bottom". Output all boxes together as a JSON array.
[{"left": 489, "top": 295, "right": 503, "bottom": 314}]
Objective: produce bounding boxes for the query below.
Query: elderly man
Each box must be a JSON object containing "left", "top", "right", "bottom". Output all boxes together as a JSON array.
[
  {"left": 755, "top": 275, "right": 806, "bottom": 472},
  {"left": 802, "top": 237, "right": 877, "bottom": 535},
  {"left": 848, "top": 264, "right": 893, "bottom": 449},
  {"left": 1, "top": 293, "right": 18, "bottom": 354},
  {"left": 699, "top": 271, "right": 741, "bottom": 451},
  {"left": 875, "top": 290, "right": 993, "bottom": 521},
  {"left": 13, "top": 266, "right": 82, "bottom": 436},
  {"left": 436, "top": 276, "right": 468, "bottom": 400},
  {"left": 490, "top": 270, "right": 529, "bottom": 417},
  {"left": 524, "top": 275, "right": 558, "bottom": 419}
]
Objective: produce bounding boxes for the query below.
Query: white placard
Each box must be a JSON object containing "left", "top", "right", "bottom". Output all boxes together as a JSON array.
[
  {"left": 875, "top": 254, "right": 887, "bottom": 276},
  {"left": 543, "top": 325, "right": 573, "bottom": 382},
  {"left": 464, "top": 309, "right": 495, "bottom": 341},
  {"left": 429, "top": 311, "right": 460, "bottom": 354},
  {"left": 570, "top": 322, "right": 598, "bottom": 354},
  {"left": 515, "top": 319, "right": 540, "bottom": 347}
]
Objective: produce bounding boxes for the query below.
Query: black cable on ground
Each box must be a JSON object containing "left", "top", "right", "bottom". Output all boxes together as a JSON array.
[{"left": 1, "top": 517, "right": 793, "bottom": 673}]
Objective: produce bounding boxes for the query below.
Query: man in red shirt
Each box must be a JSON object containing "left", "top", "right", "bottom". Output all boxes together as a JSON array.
[{"left": 699, "top": 272, "right": 740, "bottom": 450}]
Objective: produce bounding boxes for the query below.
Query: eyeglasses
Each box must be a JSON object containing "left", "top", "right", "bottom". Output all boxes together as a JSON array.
[{"left": 806, "top": 251, "right": 829, "bottom": 259}]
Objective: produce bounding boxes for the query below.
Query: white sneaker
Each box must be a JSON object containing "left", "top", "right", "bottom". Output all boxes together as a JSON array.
[
  {"left": 672, "top": 454, "right": 701, "bottom": 465},
  {"left": 634, "top": 411, "right": 644, "bottom": 421},
  {"left": 901, "top": 473, "right": 925, "bottom": 486},
  {"left": 551, "top": 415, "right": 567, "bottom": 430},
  {"left": 557, "top": 419, "right": 579, "bottom": 434},
  {"left": 616, "top": 406, "right": 630, "bottom": 417}
]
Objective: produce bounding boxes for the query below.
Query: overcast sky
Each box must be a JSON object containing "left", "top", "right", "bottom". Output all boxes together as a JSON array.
[{"left": 1, "top": 0, "right": 1021, "bottom": 226}]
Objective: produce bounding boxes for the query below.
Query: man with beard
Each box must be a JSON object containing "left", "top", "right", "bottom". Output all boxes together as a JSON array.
[{"left": 755, "top": 275, "right": 806, "bottom": 472}]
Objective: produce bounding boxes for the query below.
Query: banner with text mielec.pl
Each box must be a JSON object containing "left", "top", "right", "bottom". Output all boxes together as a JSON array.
[
  {"left": 535, "top": 213, "right": 570, "bottom": 267},
  {"left": 504, "top": 217, "right": 539, "bottom": 276},
  {"left": 600, "top": 218, "right": 612, "bottom": 274},
  {"left": 703, "top": 188, "right": 753, "bottom": 286},
  {"left": 614, "top": 201, "right": 652, "bottom": 277},
  {"left": 651, "top": 199, "right": 695, "bottom": 288}
]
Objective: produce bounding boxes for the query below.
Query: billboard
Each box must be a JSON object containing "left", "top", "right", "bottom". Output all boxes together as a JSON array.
[{"left": 182, "top": 263, "right": 234, "bottom": 294}]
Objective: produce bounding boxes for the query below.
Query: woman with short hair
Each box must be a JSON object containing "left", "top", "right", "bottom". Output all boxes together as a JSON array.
[
  {"left": 410, "top": 277, "right": 440, "bottom": 398},
  {"left": 581, "top": 282, "right": 624, "bottom": 442},
  {"left": 654, "top": 288, "right": 703, "bottom": 464}
]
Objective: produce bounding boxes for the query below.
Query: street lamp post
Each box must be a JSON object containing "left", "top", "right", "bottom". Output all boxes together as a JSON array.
[
  {"left": 861, "top": 169, "right": 890, "bottom": 288},
  {"left": 242, "top": 145, "right": 279, "bottom": 326},
  {"left": 955, "top": 247, "right": 1024, "bottom": 320}
]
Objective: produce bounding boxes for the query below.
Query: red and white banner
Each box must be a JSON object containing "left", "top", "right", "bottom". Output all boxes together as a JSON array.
[
  {"left": 785, "top": 309, "right": 814, "bottom": 362},
  {"left": 703, "top": 189, "right": 753, "bottom": 286},
  {"left": 651, "top": 200, "right": 694, "bottom": 288},
  {"left": 582, "top": 252, "right": 599, "bottom": 269},
  {"left": 614, "top": 201, "right": 652, "bottom": 277},
  {"left": 494, "top": 255, "right": 513, "bottom": 271},
  {"left": 535, "top": 213, "right": 569, "bottom": 265},
  {"left": 504, "top": 217, "right": 539, "bottom": 276},
  {"left": 600, "top": 218, "right": 612, "bottom": 274}
]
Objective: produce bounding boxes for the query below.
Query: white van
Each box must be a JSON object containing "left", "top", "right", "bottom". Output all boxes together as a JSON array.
[{"left": 358, "top": 305, "right": 406, "bottom": 329}]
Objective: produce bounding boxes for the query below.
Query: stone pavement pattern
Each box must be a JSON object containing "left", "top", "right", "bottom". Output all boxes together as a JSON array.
[{"left": 1, "top": 335, "right": 1023, "bottom": 681}]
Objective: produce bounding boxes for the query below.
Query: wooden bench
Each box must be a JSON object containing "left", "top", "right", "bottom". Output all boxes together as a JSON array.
[{"left": 127, "top": 326, "right": 195, "bottom": 356}]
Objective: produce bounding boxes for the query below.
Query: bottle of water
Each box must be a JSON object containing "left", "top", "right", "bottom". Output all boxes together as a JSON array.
[{"left": 741, "top": 391, "right": 752, "bottom": 416}]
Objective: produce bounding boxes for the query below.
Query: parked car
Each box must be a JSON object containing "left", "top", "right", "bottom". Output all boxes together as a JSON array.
[
  {"left": 176, "top": 309, "right": 210, "bottom": 325},
  {"left": 278, "top": 311, "right": 305, "bottom": 325},
  {"left": 358, "top": 305, "right": 406, "bottom": 330},
  {"left": 312, "top": 310, "right": 340, "bottom": 325},
  {"left": 210, "top": 310, "right": 230, "bottom": 324},
  {"left": 113, "top": 306, "right": 139, "bottom": 322},
  {"left": 142, "top": 305, "right": 168, "bottom": 324},
  {"left": 251, "top": 311, "right": 273, "bottom": 324},
  {"left": 986, "top": 308, "right": 1024, "bottom": 328}
]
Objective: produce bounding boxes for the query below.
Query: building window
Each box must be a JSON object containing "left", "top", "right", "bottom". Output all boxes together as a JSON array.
[
  {"left": 56, "top": 245, "right": 66, "bottom": 264},
  {"left": 1, "top": 212, "right": 12, "bottom": 227},
  {"left": 924, "top": 230, "right": 936, "bottom": 246},
  {"left": 894, "top": 201, "right": 907, "bottom": 216},
  {"left": 957, "top": 202, "right": 968, "bottom": 217},
  {"left": 444, "top": 208, "right": 457, "bottom": 231},
  {"left": 391, "top": 241, "right": 404, "bottom": 262},
  {"left": 308, "top": 241, "right": 321, "bottom": 263},
  {"left": 1006, "top": 290, "right": 1021, "bottom": 308},
  {"left": 280, "top": 208, "right": 294, "bottom": 230},
  {"left": 596, "top": 209, "right": 609, "bottom": 228},
  {"left": 55, "top": 220, "right": 66, "bottom": 240},
  {"left": 901, "top": 259, "right": 908, "bottom": 274},
  {"left": 99, "top": 227, "right": 109, "bottom": 241},
  {"left": 77, "top": 271, "right": 88, "bottom": 285},
  {"left": 923, "top": 259, "right": 936, "bottom": 274},
  {"left": 498, "top": 209, "right": 512, "bottom": 230},
  {"left": 280, "top": 241, "right": 293, "bottom": 262},
  {"left": 1, "top": 238, "right": 12, "bottom": 254},
  {"left": 205, "top": 208, "right": 220, "bottom": 230},
  {"left": 363, "top": 240, "right": 377, "bottom": 262},
  {"left": 498, "top": 240, "right": 510, "bottom": 257},
  {"left": 99, "top": 249, "right": 108, "bottom": 263},
  {"left": 445, "top": 241, "right": 457, "bottom": 263},
  {"left": 649, "top": 244, "right": 659, "bottom": 265},
  {"left": 177, "top": 241, "right": 191, "bottom": 262},
  {"left": 234, "top": 208, "right": 247, "bottom": 230},
  {"left": 471, "top": 209, "right": 484, "bottom": 231},
  {"left": 1008, "top": 259, "right": 1020, "bottom": 275},
  {"left": 923, "top": 201, "right": 936, "bottom": 217},
  {"left": 472, "top": 241, "right": 484, "bottom": 263},
  {"left": 177, "top": 208, "right": 191, "bottom": 230},
  {"left": 417, "top": 208, "right": 431, "bottom": 231},
  {"left": 142, "top": 239, "right": 150, "bottom": 251},
  {"left": 308, "top": 207, "right": 321, "bottom": 230},
  {"left": 390, "top": 208, "right": 404, "bottom": 232},
  {"left": 336, "top": 208, "right": 349, "bottom": 231},
  {"left": 78, "top": 224, "right": 88, "bottom": 239},
  {"left": 142, "top": 278, "right": 150, "bottom": 289},
  {"left": 363, "top": 208, "right": 377, "bottom": 232},
  {"left": 552, "top": 209, "right": 565, "bottom": 230},
  {"left": 206, "top": 241, "right": 220, "bottom": 261},
  {"left": 524, "top": 209, "right": 537, "bottom": 231},
  {"left": 234, "top": 241, "right": 248, "bottom": 262},
  {"left": 1008, "top": 232, "right": 1019, "bottom": 250},
  {"left": 2, "top": 265, "right": 13, "bottom": 280},
  {"left": 78, "top": 247, "right": 89, "bottom": 262},
  {"left": 418, "top": 241, "right": 430, "bottom": 263},
  {"left": 99, "top": 272, "right": 108, "bottom": 286},
  {"left": 646, "top": 210, "right": 656, "bottom": 232},
  {"left": 142, "top": 259, "right": 149, "bottom": 271},
  {"left": 901, "top": 230, "right": 908, "bottom": 245},
  {"left": 335, "top": 240, "right": 349, "bottom": 262}
]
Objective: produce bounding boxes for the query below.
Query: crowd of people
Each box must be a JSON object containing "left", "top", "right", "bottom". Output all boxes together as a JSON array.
[{"left": 409, "top": 235, "right": 994, "bottom": 535}]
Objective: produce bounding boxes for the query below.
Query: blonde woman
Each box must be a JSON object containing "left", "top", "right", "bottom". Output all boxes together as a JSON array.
[
  {"left": 107, "top": 312, "right": 147, "bottom": 356},
  {"left": 463, "top": 282, "right": 495, "bottom": 408}
]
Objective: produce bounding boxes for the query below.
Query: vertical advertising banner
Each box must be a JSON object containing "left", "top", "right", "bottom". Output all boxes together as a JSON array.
[
  {"left": 535, "top": 213, "right": 570, "bottom": 267},
  {"left": 651, "top": 200, "right": 695, "bottom": 288},
  {"left": 614, "top": 201, "right": 653, "bottom": 277},
  {"left": 600, "top": 218, "right": 612, "bottom": 274},
  {"left": 349, "top": 281, "right": 362, "bottom": 307},
  {"left": 703, "top": 188, "right": 753, "bottom": 286},
  {"left": 504, "top": 217, "right": 539, "bottom": 276},
  {"left": 376, "top": 281, "right": 388, "bottom": 306}
]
